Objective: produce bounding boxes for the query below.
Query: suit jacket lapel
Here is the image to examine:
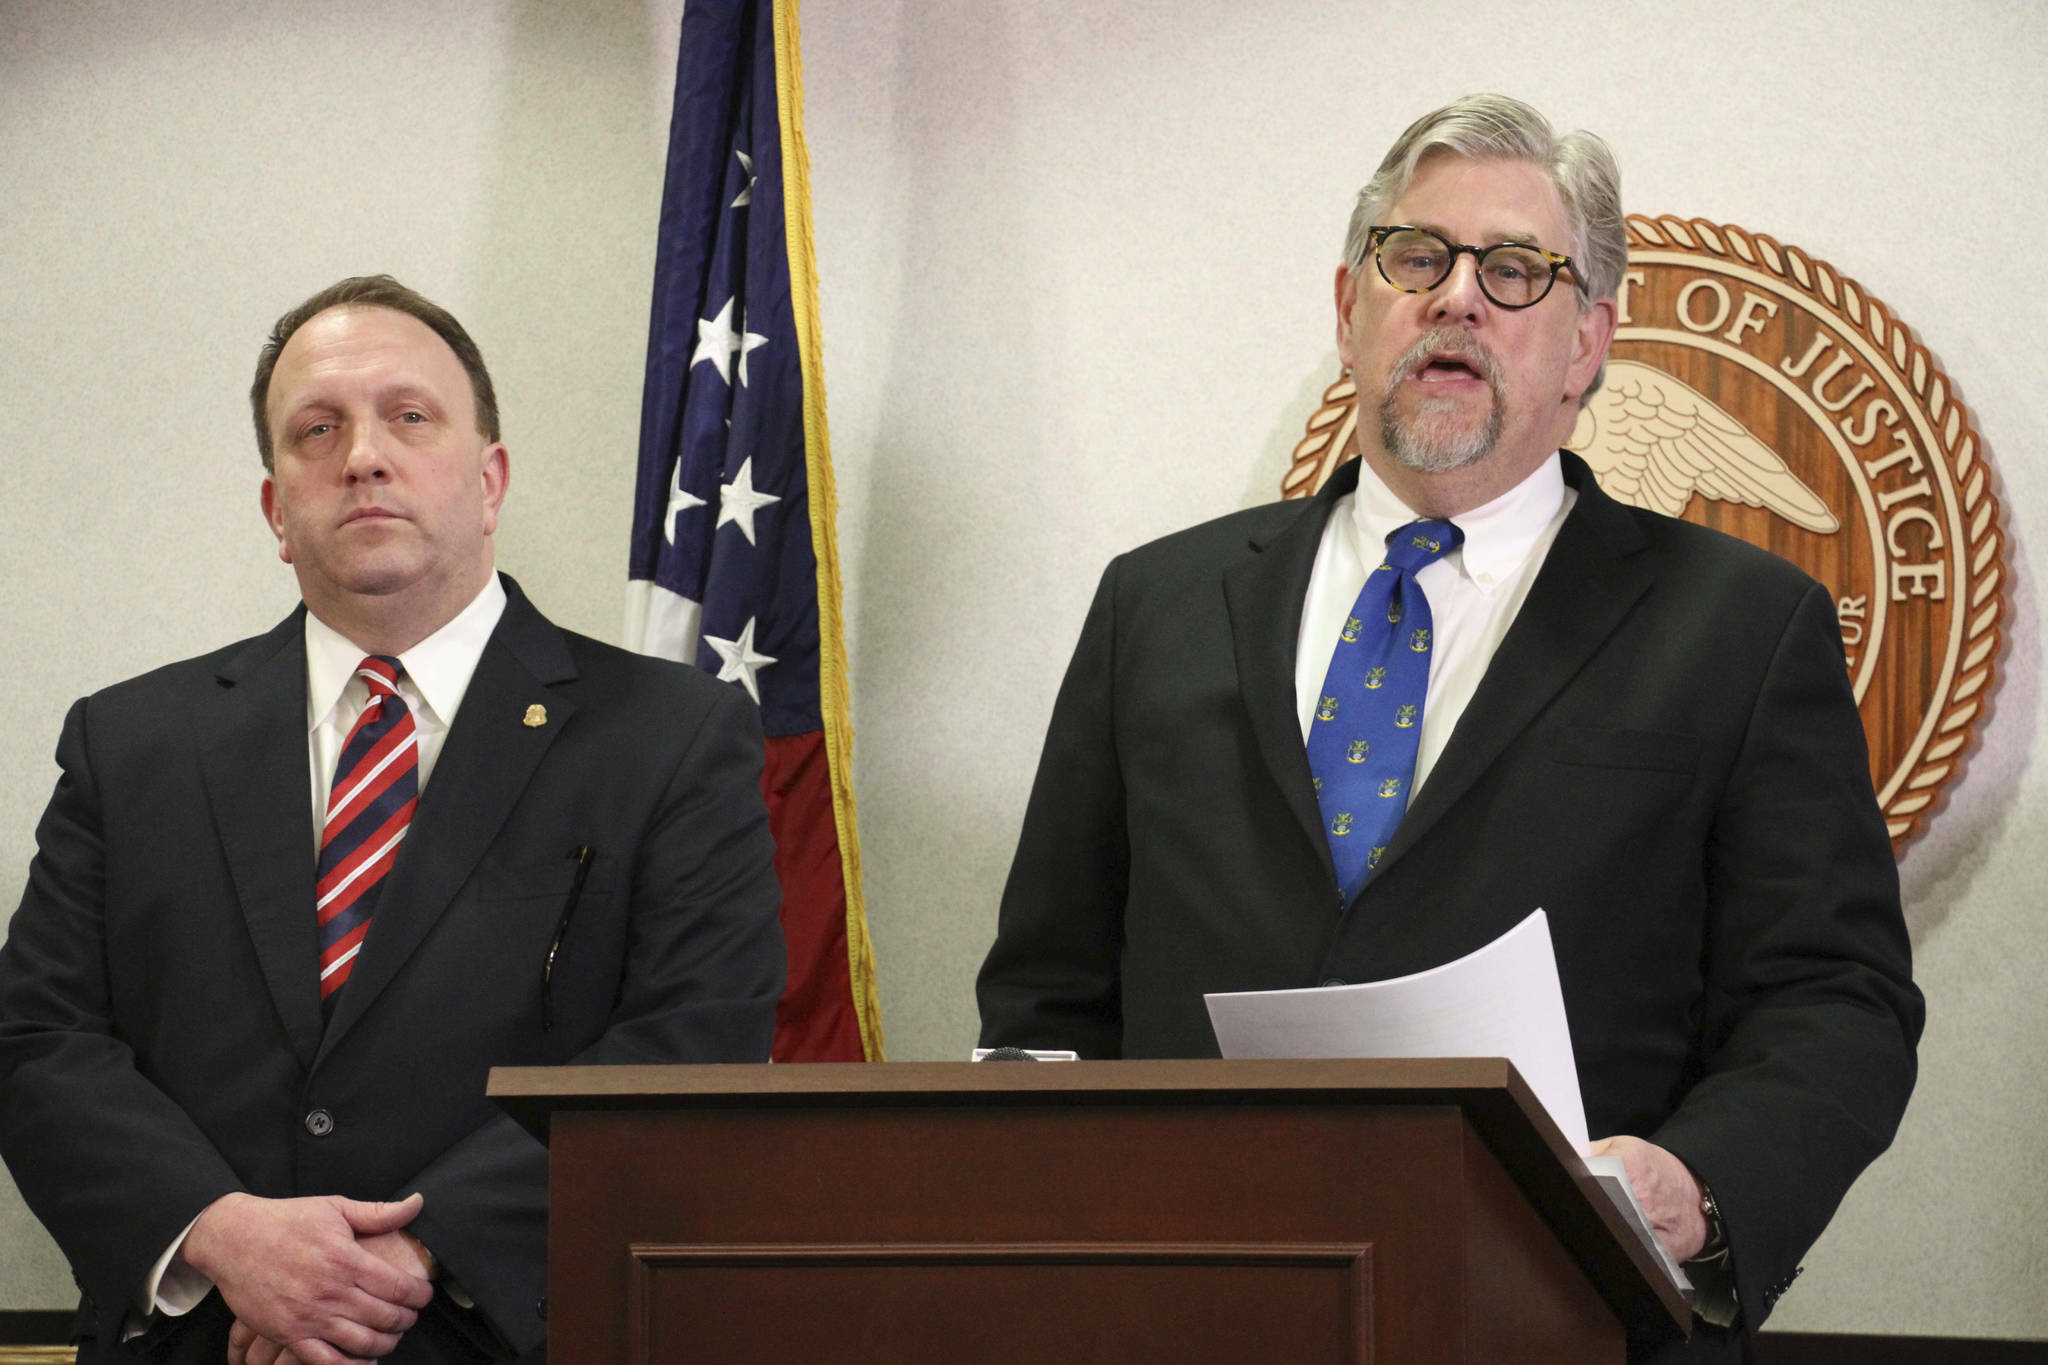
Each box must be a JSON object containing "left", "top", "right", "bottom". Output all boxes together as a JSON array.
[
  {"left": 1222, "top": 460, "right": 1359, "bottom": 883},
  {"left": 1378, "top": 452, "right": 1653, "bottom": 871},
  {"left": 319, "top": 578, "right": 579, "bottom": 1055},
  {"left": 200, "top": 610, "right": 325, "bottom": 1067}
]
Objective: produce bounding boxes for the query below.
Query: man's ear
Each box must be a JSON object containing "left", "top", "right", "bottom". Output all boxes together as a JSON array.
[
  {"left": 1334, "top": 264, "right": 1362, "bottom": 373},
  {"left": 1567, "top": 295, "right": 1619, "bottom": 404},
  {"left": 259, "top": 475, "right": 292, "bottom": 565},
  {"left": 478, "top": 443, "right": 509, "bottom": 536}
]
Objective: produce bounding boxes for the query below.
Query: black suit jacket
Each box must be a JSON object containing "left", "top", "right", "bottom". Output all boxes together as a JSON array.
[
  {"left": 0, "top": 576, "right": 786, "bottom": 1362},
  {"left": 978, "top": 455, "right": 1922, "bottom": 1362}
]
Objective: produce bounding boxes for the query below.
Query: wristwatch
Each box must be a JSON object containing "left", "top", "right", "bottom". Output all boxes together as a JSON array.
[{"left": 1687, "top": 1182, "right": 1730, "bottom": 1265}]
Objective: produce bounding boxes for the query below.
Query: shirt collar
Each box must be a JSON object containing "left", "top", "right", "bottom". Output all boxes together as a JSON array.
[
  {"left": 304, "top": 573, "right": 509, "bottom": 732},
  {"left": 1346, "top": 451, "right": 1567, "bottom": 593}
]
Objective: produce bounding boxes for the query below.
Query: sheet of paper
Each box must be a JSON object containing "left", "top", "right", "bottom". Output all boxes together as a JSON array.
[
  {"left": 1204, "top": 908, "right": 1589, "bottom": 1151},
  {"left": 1203, "top": 908, "right": 1691, "bottom": 1297},
  {"left": 1585, "top": 1153, "right": 1693, "bottom": 1292}
]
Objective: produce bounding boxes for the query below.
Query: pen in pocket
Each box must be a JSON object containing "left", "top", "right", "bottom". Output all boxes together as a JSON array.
[{"left": 541, "top": 844, "right": 595, "bottom": 1032}]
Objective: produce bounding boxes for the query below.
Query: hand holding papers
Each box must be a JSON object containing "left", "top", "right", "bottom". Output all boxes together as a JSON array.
[{"left": 1203, "top": 909, "right": 1692, "bottom": 1296}]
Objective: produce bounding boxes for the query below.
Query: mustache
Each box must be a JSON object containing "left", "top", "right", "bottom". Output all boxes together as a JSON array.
[{"left": 1384, "top": 327, "right": 1504, "bottom": 393}]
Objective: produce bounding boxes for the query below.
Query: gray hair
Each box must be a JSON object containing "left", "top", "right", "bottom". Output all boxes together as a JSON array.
[{"left": 1341, "top": 94, "right": 1625, "bottom": 403}]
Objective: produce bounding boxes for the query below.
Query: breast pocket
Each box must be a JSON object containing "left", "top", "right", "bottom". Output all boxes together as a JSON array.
[
  {"left": 470, "top": 851, "right": 623, "bottom": 974},
  {"left": 475, "top": 850, "right": 621, "bottom": 903},
  {"left": 1551, "top": 726, "right": 1699, "bottom": 774},
  {"left": 470, "top": 852, "right": 625, "bottom": 1046}
]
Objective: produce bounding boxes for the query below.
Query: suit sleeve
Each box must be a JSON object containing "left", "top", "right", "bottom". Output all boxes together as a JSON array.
[
  {"left": 1649, "top": 581, "right": 1923, "bottom": 1330},
  {"left": 976, "top": 559, "right": 1131, "bottom": 1058},
  {"left": 0, "top": 699, "right": 247, "bottom": 1339},
  {"left": 399, "top": 679, "right": 786, "bottom": 1357}
]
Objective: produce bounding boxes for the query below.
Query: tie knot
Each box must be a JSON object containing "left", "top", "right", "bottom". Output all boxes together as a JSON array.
[
  {"left": 1382, "top": 519, "right": 1462, "bottom": 574},
  {"left": 356, "top": 655, "right": 405, "bottom": 700}
]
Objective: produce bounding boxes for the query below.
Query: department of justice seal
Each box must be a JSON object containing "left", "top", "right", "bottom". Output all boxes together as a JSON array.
[{"left": 1285, "top": 216, "right": 2007, "bottom": 852}]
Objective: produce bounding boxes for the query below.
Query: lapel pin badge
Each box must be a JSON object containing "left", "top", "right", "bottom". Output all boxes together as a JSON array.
[{"left": 523, "top": 704, "right": 548, "bottom": 728}]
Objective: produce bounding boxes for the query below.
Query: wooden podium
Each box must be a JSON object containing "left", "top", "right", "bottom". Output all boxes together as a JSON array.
[{"left": 490, "top": 1059, "right": 1688, "bottom": 1364}]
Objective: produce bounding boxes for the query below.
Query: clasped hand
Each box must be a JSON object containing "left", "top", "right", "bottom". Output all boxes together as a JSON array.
[{"left": 181, "top": 1190, "right": 435, "bottom": 1365}]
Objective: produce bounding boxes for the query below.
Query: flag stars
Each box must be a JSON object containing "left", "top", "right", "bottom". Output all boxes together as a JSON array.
[
  {"left": 731, "top": 149, "right": 756, "bottom": 208},
  {"left": 691, "top": 297, "right": 768, "bottom": 387},
  {"left": 734, "top": 310, "right": 769, "bottom": 386},
  {"left": 704, "top": 617, "right": 776, "bottom": 703},
  {"left": 716, "top": 456, "right": 780, "bottom": 545},
  {"left": 662, "top": 479, "right": 706, "bottom": 546}
]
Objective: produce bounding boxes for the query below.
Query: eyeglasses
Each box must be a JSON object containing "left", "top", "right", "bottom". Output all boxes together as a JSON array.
[{"left": 1367, "top": 225, "right": 1580, "bottom": 310}]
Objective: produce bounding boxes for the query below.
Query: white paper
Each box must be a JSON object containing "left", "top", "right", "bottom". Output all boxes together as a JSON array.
[
  {"left": 1203, "top": 909, "right": 1691, "bottom": 1297},
  {"left": 1585, "top": 1154, "right": 1693, "bottom": 1292},
  {"left": 1204, "top": 908, "right": 1590, "bottom": 1151}
]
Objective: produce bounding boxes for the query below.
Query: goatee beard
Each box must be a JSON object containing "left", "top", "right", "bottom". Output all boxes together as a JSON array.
[{"left": 1377, "top": 328, "right": 1505, "bottom": 474}]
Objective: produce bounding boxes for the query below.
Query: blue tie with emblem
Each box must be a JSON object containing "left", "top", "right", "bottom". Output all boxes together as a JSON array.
[{"left": 1305, "top": 518, "right": 1463, "bottom": 903}]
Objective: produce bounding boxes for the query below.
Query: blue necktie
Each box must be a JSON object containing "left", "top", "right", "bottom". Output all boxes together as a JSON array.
[{"left": 1305, "top": 518, "right": 1462, "bottom": 902}]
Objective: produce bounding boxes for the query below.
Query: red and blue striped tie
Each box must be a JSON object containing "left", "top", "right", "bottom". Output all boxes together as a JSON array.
[{"left": 316, "top": 655, "right": 418, "bottom": 1012}]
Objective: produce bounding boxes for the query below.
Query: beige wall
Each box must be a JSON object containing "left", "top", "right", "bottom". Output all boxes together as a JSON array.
[{"left": 3, "top": 0, "right": 2042, "bottom": 1341}]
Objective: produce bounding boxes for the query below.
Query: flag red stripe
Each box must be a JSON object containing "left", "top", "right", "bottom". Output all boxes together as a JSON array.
[{"left": 762, "top": 730, "right": 862, "bottom": 1061}]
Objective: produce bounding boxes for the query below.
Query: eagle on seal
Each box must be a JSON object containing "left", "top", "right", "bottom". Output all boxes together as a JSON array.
[{"left": 1570, "top": 359, "right": 1838, "bottom": 533}]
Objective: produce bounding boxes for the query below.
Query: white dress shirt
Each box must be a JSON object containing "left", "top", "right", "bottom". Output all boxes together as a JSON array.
[
  {"left": 1293, "top": 452, "right": 1575, "bottom": 806},
  {"left": 139, "top": 574, "right": 508, "bottom": 1325},
  {"left": 303, "top": 573, "right": 507, "bottom": 834}
]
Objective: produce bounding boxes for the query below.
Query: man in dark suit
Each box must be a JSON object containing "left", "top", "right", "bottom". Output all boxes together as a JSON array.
[
  {"left": 0, "top": 276, "right": 786, "bottom": 1364},
  {"left": 977, "top": 97, "right": 1921, "bottom": 1363}
]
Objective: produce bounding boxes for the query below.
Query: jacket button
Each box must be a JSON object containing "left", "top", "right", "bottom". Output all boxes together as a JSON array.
[
  {"left": 1320, "top": 977, "right": 1347, "bottom": 988},
  {"left": 304, "top": 1108, "right": 335, "bottom": 1137},
  {"left": 536, "top": 1296, "right": 548, "bottom": 1320}
]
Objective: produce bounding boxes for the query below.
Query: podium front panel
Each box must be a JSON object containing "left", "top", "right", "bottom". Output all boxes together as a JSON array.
[
  {"left": 543, "top": 1091, "right": 1623, "bottom": 1365},
  {"left": 628, "top": 1243, "right": 1371, "bottom": 1363}
]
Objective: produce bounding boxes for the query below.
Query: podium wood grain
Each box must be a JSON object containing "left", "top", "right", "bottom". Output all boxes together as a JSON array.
[{"left": 493, "top": 1059, "right": 1684, "bottom": 1364}]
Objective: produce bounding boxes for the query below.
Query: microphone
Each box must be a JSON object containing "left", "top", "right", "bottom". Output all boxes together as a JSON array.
[{"left": 979, "top": 1046, "right": 1039, "bottom": 1062}]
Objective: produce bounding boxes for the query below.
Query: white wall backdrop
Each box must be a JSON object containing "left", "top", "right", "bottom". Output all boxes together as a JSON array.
[{"left": 2, "top": 0, "right": 2041, "bottom": 1342}]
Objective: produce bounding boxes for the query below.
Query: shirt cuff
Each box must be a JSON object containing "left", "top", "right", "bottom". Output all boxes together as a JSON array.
[
  {"left": 1686, "top": 1252, "right": 1740, "bottom": 1328},
  {"left": 123, "top": 1215, "right": 210, "bottom": 1340}
]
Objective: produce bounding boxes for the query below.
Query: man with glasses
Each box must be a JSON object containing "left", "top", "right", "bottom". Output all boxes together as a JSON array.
[{"left": 978, "top": 95, "right": 1920, "bottom": 1364}]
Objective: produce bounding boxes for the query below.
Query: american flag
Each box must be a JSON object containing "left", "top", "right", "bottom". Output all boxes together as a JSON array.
[{"left": 626, "top": 0, "right": 879, "bottom": 1061}]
